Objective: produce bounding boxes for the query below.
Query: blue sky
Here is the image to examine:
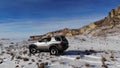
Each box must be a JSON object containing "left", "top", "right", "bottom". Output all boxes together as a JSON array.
[{"left": 0, "top": 0, "right": 120, "bottom": 39}]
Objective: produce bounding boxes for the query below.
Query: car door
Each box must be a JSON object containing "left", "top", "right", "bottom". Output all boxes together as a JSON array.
[
  {"left": 37, "top": 38, "right": 47, "bottom": 50},
  {"left": 38, "top": 38, "right": 51, "bottom": 50}
]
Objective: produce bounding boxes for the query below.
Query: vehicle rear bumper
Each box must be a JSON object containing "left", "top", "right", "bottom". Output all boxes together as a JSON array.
[{"left": 58, "top": 44, "right": 69, "bottom": 51}]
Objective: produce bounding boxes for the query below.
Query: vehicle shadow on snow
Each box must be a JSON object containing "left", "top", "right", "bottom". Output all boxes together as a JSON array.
[{"left": 63, "top": 50, "right": 102, "bottom": 55}]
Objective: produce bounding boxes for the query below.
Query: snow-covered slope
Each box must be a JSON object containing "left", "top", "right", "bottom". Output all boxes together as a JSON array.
[
  {"left": 0, "top": 35, "right": 120, "bottom": 68},
  {"left": 68, "top": 35, "right": 120, "bottom": 51}
]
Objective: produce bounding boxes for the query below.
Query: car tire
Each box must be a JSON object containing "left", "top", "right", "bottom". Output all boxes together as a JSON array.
[
  {"left": 50, "top": 47, "right": 59, "bottom": 55},
  {"left": 29, "top": 46, "right": 37, "bottom": 54}
]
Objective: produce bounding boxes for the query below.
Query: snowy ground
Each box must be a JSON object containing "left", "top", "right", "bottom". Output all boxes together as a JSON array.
[{"left": 0, "top": 35, "right": 120, "bottom": 68}]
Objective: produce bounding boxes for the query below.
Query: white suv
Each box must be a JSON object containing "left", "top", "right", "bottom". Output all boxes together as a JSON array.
[{"left": 29, "top": 36, "right": 69, "bottom": 55}]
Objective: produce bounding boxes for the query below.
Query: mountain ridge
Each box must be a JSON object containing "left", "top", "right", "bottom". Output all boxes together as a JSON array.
[{"left": 29, "top": 5, "right": 120, "bottom": 41}]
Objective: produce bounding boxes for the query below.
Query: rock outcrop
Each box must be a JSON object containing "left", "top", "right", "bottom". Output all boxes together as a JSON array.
[
  {"left": 29, "top": 5, "right": 120, "bottom": 41},
  {"left": 89, "top": 5, "right": 120, "bottom": 37}
]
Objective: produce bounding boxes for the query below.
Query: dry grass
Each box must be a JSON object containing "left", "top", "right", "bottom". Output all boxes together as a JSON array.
[
  {"left": 51, "top": 60, "right": 56, "bottom": 63},
  {"left": 28, "top": 53, "right": 32, "bottom": 57},
  {"left": 16, "top": 56, "right": 22, "bottom": 60},
  {"left": 21, "top": 65, "right": 24, "bottom": 68},
  {"left": 110, "top": 53, "right": 115, "bottom": 61},
  {"left": 102, "top": 64, "right": 108, "bottom": 68},
  {"left": 0, "top": 58, "right": 3, "bottom": 64},
  {"left": 31, "top": 59, "right": 35, "bottom": 62},
  {"left": 103, "top": 50, "right": 109, "bottom": 54},
  {"left": 59, "top": 61, "right": 66, "bottom": 64},
  {"left": 46, "top": 58, "right": 49, "bottom": 60},
  {"left": 10, "top": 52, "right": 15, "bottom": 61},
  {"left": 101, "top": 56, "right": 108, "bottom": 68},
  {"left": 85, "top": 63, "right": 91, "bottom": 67},
  {"left": 19, "top": 51, "right": 22, "bottom": 55},
  {"left": 22, "top": 57, "right": 29, "bottom": 61},
  {"left": 16, "top": 56, "right": 29, "bottom": 61},
  {"left": 76, "top": 56, "right": 81, "bottom": 59},
  {"left": 101, "top": 56, "right": 107, "bottom": 62},
  {"left": 1, "top": 51, "right": 5, "bottom": 55},
  {"left": 15, "top": 65, "right": 19, "bottom": 68},
  {"left": 38, "top": 60, "right": 42, "bottom": 62},
  {"left": 37, "top": 63, "right": 45, "bottom": 68},
  {"left": 28, "top": 62, "right": 32, "bottom": 65},
  {"left": 23, "top": 50, "right": 27, "bottom": 55}
]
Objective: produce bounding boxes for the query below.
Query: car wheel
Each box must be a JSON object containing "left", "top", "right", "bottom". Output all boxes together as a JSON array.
[
  {"left": 29, "top": 47, "right": 37, "bottom": 54},
  {"left": 50, "top": 47, "right": 59, "bottom": 55}
]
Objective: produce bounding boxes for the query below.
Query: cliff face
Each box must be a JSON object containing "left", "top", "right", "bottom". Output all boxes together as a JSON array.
[
  {"left": 29, "top": 6, "right": 120, "bottom": 41},
  {"left": 89, "top": 6, "right": 120, "bottom": 37}
]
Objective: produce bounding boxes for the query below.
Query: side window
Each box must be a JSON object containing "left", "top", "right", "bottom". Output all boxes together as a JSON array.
[
  {"left": 39, "top": 37, "right": 51, "bottom": 42},
  {"left": 55, "top": 37, "right": 61, "bottom": 41},
  {"left": 46, "top": 37, "right": 51, "bottom": 42},
  {"left": 39, "top": 39, "right": 46, "bottom": 42}
]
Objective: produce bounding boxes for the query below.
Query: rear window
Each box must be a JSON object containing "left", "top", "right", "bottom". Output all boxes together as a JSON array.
[
  {"left": 55, "top": 37, "right": 61, "bottom": 41},
  {"left": 61, "top": 36, "right": 68, "bottom": 41}
]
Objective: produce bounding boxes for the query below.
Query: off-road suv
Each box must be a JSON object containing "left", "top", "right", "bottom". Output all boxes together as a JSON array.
[{"left": 29, "top": 36, "right": 69, "bottom": 55}]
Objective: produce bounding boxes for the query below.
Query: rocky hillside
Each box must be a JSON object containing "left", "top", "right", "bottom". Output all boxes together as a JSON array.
[
  {"left": 88, "top": 5, "right": 120, "bottom": 37},
  {"left": 29, "top": 6, "right": 120, "bottom": 41}
]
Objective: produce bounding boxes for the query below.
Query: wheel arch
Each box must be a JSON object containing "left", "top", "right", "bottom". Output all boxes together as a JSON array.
[
  {"left": 49, "top": 44, "right": 59, "bottom": 50},
  {"left": 29, "top": 44, "right": 37, "bottom": 48}
]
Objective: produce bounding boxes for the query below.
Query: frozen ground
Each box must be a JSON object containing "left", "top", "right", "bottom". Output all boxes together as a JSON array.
[{"left": 0, "top": 35, "right": 120, "bottom": 68}]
